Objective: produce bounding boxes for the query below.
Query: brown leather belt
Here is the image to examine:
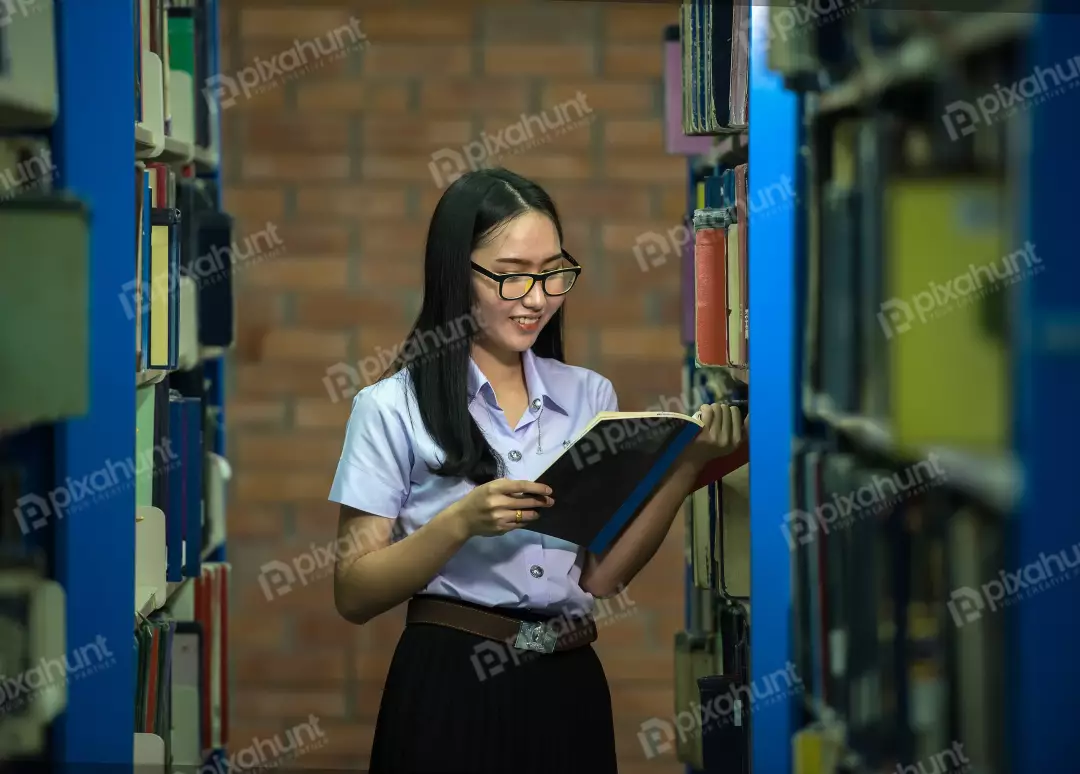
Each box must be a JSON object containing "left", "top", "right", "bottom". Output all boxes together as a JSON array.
[{"left": 406, "top": 596, "right": 598, "bottom": 654}]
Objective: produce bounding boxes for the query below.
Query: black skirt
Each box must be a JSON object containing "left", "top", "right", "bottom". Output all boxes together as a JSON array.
[{"left": 368, "top": 599, "right": 618, "bottom": 774}]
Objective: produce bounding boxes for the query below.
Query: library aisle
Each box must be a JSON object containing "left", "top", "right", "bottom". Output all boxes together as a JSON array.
[{"left": 0, "top": 2, "right": 1076, "bottom": 774}]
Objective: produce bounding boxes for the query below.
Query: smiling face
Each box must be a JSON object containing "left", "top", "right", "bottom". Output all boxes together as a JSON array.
[{"left": 470, "top": 209, "right": 571, "bottom": 357}]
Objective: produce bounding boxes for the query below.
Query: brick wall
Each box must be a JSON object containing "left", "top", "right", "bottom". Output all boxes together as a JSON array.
[{"left": 221, "top": 2, "right": 689, "bottom": 770}]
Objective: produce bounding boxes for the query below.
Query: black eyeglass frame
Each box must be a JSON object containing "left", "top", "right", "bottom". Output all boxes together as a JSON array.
[{"left": 470, "top": 251, "right": 582, "bottom": 301}]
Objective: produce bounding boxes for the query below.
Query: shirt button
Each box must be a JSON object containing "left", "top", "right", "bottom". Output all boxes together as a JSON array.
[
  {"left": 562, "top": 440, "right": 571, "bottom": 449},
  {"left": 530, "top": 565, "right": 544, "bottom": 578},
  {"left": 508, "top": 450, "right": 522, "bottom": 462},
  {"left": 531, "top": 398, "right": 542, "bottom": 412}
]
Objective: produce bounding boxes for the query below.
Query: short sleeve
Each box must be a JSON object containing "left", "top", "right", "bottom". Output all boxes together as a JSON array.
[
  {"left": 593, "top": 375, "right": 619, "bottom": 413},
  {"left": 328, "top": 384, "right": 414, "bottom": 518}
]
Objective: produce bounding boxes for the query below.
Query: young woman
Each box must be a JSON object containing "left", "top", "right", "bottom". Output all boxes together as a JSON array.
[{"left": 329, "top": 168, "right": 745, "bottom": 773}]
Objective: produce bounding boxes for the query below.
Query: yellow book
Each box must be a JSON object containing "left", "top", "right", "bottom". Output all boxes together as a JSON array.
[{"left": 884, "top": 178, "right": 1018, "bottom": 453}]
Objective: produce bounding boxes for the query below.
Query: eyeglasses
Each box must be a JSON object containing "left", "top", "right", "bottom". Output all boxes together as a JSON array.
[{"left": 471, "top": 251, "right": 581, "bottom": 301}]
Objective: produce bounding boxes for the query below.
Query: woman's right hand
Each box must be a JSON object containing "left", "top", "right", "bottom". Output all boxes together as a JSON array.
[{"left": 448, "top": 479, "right": 554, "bottom": 538}]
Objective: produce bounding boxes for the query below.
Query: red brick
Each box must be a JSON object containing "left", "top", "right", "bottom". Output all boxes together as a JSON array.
[
  {"left": 234, "top": 649, "right": 349, "bottom": 687},
  {"left": 240, "top": 9, "right": 358, "bottom": 39},
  {"left": 227, "top": 503, "right": 289, "bottom": 540},
  {"left": 482, "top": 6, "right": 598, "bottom": 41},
  {"left": 230, "top": 612, "right": 289, "bottom": 647},
  {"left": 235, "top": 290, "right": 286, "bottom": 326},
  {"left": 273, "top": 223, "right": 351, "bottom": 257},
  {"left": 498, "top": 153, "right": 594, "bottom": 182},
  {"left": 419, "top": 79, "right": 531, "bottom": 114},
  {"left": 597, "top": 362, "right": 683, "bottom": 411},
  {"left": 295, "top": 399, "right": 352, "bottom": 430},
  {"left": 241, "top": 114, "right": 350, "bottom": 154},
  {"left": 295, "top": 185, "right": 410, "bottom": 220},
  {"left": 234, "top": 431, "right": 344, "bottom": 469},
  {"left": 232, "top": 690, "right": 348, "bottom": 720},
  {"left": 481, "top": 112, "right": 593, "bottom": 154},
  {"left": 365, "top": 117, "right": 474, "bottom": 154},
  {"left": 225, "top": 187, "right": 287, "bottom": 222},
  {"left": 364, "top": 45, "right": 471, "bottom": 76},
  {"left": 290, "top": 720, "right": 376, "bottom": 764},
  {"left": 294, "top": 611, "right": 366, "bottom": 648},
  {"left": 605, "top": 44, "right": 666, "bottom": 78},
  {"left": 235, "top": 471, "right": 336, "bottom": 503},
  {"left": 603, "top": 5, "right": 680, "bottom": 41},
  {"left": 241, "top": 154, "right": 352, "bottom": 182},
  {"left": 485, "top": 44, "right": 595, "bottom": 76},
  {"left": 563, "top": 296, "right": 648, "bottom": 326},
  {"left": 359, "top": 8, "right": 474, "bottom": 41},
  {"left": 228, "top": 399, "right": 288, "bottom": 428},
  {"left": 546, "top": 184, "right": 652, "bottom": 220},
  {"left": 600, "top": 327, "right": 681, "bottom": 360},
  {"left": 607, "top": 156, "right": 686, "bottom": 183},
  {"left": 357, "top": 253, "right": 424, "bottom": 289},
  {"left": 605, "top": 119, "right": 664, "bottom": 148},
  {"left": 362, "top": 154, "right": 443, "bottom": 182},
  {"left": 658, "top": 186, "right": 690, "bottom": 220},
  {"left": 246, "top": 258, "right": 349, "bottom": 291},
  {"left": 609, "top": 684, "right": 677, "bottom": 719},
  {"left": 261, "top": 329, "right": 349, "bottom": 362},
  {"left": 356, "top": 325, "right": 414, "bottom": 363},
  {"left": 543, "top": 81, "right": 656, "bottom": 116},
  {"left": 294, "top": 291, "right": 410, "bottom": 329},
  {"left": 296, "top": 80, "right": 410, "bottom": 112}
]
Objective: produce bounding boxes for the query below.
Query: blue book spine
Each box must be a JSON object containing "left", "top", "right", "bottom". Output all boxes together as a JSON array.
[
  {"left": 165, "top": 397, "right": 184, "bottom": 582},
  {"left": 590, "top": 423, "right": 702, "bottom": 554},
  {"left": 184, "top": 398, "right": 203, "bottom": 578}
]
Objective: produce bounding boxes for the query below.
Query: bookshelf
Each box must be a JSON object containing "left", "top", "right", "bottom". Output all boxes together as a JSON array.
[
  {"left": 0, "top": 0, "right": 230, "bottom": 771},
  {"left": 747, "top": 4, "right": 1080, "bottom": 774}
]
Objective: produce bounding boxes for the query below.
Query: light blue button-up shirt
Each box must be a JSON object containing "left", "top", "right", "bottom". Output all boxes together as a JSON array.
[{"left": 329, "top": 348, "right": 618, "bottom": 615}]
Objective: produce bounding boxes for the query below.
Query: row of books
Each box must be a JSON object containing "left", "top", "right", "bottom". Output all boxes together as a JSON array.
[
  {"left": 680, "top": 0, "right": 748, "bottom": 136},
  {"left": 667, "top": 14, "right": 754, "bottom": 772},
  {"left": 805, "top": 113, "right": 1014, "bottom": 460},
  {"left": 136, "top": 0, "right": 218, "bottom": 157},
  {"left": 136, "top": 563, "right": 231, "bottom": 771},
  {"left": 134, "top": 161, "right": 236, "bottom": 377},
  {"left": 791, "top": 445, "right": 1004, "bottom": 773},
  {"left": 0, "top": 133, "right": 91, "bottom": 434},
  {"left": 0, "top": 0, "right": 58, "bottom": 126}
]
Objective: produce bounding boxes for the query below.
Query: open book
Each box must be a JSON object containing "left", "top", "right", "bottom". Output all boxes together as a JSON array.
[{"left": 523, "top": 410, "right": 747, "bottom": 553}]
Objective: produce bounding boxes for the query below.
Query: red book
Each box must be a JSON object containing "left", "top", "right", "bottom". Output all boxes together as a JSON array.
[{"left": 694, "top": 216, "right": 729, "bottom": 367}]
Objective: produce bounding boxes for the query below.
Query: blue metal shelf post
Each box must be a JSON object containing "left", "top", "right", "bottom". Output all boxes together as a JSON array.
[
  {"left": 51, "top": 0, "right": 136, "bottom": 767},
  {"left": 1013, "top": 6, "right": 1080, "bottom": 771},
  {"left": 748, "top": 5, "right": 798, "bottom": 774}
]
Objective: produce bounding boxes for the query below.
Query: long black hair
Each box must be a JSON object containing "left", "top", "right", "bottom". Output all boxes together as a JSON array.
[{"left": 384, "top": 168, "right": 566, "bottom": 485}]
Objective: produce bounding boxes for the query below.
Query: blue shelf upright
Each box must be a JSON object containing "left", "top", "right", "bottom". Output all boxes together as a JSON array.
[
  {"left": 748, "top": 5, "right": 797, "bottom": 774},
  {"left": 1012, "top": 6, "right": 1080, "bottom": 772},
  {"left": 51, "top": 0, "right": 136, "bottom": 767}
]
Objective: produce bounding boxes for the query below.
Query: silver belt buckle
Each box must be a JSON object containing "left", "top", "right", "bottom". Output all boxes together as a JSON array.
[{"left": 513, "top": 620, "right": 558, "bottom": 654}]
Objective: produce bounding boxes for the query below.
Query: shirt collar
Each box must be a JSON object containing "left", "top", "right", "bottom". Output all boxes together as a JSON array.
[{"left": 467, "top": 349, "right": 568, "bottom": 416}]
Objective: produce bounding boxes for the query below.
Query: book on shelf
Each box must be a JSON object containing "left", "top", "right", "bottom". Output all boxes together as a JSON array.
[
  {"left": 664, "top": 24, "right": 713, "bottom": 155},
  {"left": 0, "top": 0, "right": 58, "bottom": 126},
  {"left": 693, "top": 207, "right": 732, "bottom": 368},
  {"left": 0, "top": 195, "right": 91, "bottom": 432}
]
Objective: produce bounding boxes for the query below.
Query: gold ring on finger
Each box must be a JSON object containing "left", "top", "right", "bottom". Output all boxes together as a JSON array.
[{"left": 515, "top": 510, "right": 522, "bottom": 523}]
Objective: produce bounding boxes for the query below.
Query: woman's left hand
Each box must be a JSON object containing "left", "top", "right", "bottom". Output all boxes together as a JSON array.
[{"left": 687, "top": 403, "right": 745, "bottom": 465}]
